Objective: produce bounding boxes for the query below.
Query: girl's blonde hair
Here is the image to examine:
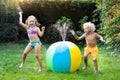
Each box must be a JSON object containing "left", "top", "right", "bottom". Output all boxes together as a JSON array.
[
  {"left": 25, "top": 15, "right": 41, "bottom": 27},
  {"left": 83, "top": 22, "right": 95, "bottom": 32}
]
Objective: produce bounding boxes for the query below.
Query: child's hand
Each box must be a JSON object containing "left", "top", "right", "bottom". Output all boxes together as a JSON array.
[
  {"left": 102, "top": 40, "right": 105, "bottom": 43},
  {"left": 19, "top": 12, "right": 22, "bottom": 16},
  {"left": 100, "top": 38, "right": 105, "bottom": 43},
  {"left": 70, "top": 30, "right": 75, "bottom": 36},
  {"left": 41, "top": 26, "right": 45, "bottom": 31}
]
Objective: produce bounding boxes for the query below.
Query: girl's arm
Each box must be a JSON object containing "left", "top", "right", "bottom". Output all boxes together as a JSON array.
[
  {"left": 70, "top": 30, "right": 85, "bottom": 41},
  {"left": 19, "top": 12, "right": 28, "bottom": 28},
  {"left": 37, "top": 26, "right": 45, "bottom": 37}
]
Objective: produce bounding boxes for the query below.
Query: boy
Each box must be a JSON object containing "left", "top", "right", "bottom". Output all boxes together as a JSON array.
[{"left": 71, "top": 22, "right": 105, "bottom": 73}]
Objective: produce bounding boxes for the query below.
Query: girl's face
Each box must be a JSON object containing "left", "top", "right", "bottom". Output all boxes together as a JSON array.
[{"left": 27, "top": 16, "right": 36, "bottom": 26}]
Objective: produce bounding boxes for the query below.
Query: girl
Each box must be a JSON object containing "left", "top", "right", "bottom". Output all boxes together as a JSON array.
[{"left": 19, "top": 12, "right": 45, "bottom": 72}]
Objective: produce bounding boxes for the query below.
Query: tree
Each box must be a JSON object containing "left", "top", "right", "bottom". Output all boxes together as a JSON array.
[{"left": 95, "top": 0, "right": 120, "bottom": 52}]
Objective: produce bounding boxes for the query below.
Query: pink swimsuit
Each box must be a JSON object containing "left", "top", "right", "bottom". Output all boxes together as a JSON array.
[
  {"left": 27, "top": 26, "right": 42, "bottom": 47},
  {"left": 27, "top": 26, "right": 37, "bottom": 34}
]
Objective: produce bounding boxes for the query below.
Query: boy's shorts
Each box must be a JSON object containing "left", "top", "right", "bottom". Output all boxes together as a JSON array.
[{"left": 84, "top": 46, "right": 98, "bottom": 58}]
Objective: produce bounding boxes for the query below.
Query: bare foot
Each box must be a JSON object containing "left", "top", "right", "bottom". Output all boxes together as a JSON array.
[
  {"left": 38, "top": 68, "right": 42, "bottom": 72},
  {"left": 19, "top": 63, "right": 23, "bottom": 68},
  {"left": 83, "top": 65, "right": 87, "bottom": 70},
  {"left": 94, "top": 70, "right": 98, "bottom": 73}
]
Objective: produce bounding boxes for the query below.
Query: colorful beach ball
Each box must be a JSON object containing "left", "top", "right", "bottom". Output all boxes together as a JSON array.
[{"left": 46, "top": 41, "right": 82, "bottom": 73}]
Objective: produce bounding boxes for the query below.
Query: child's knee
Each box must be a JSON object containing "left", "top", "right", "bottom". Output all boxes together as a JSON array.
[
  {"left": 84, "top": 53, "right": 88, "bottom": 58},
  {"left": 35, "top": 54, "right": 40, "bottom": 59},
  {"left": 23, "top": 53, "right": 27, "bottom": 57},
  {"left": 93, "top": 58, "right": 97, "bottom": 62},
  {"left": 35, "top": 55, "right": 38, "bottom": 58}
]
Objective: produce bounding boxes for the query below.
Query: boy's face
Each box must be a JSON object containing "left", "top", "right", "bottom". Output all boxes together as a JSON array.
[{"left": 84, "top": 27, "right": 90, "bottom": 33}]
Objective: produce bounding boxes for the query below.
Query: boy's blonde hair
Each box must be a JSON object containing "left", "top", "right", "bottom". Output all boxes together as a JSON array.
[
  {"left": 83, "top": 22, "right": 95, "bottom": 32},
  {"left": 25, "top": 15, "right": 41, "bottom": 27}
]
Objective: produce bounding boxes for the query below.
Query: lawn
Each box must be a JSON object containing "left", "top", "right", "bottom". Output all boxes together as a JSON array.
[{"left": 0, "top": 42, "right": 120, "bottom": 80}]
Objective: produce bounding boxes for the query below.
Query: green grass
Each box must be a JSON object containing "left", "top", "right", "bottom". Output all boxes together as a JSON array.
[{"left": 0, "top": 42, "right": 120, "bottom": 80}]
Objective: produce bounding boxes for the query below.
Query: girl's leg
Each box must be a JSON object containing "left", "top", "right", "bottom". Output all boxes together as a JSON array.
[
  {"left": 93, "top": 58, "right": 98, "bottom": 73},
  {"left": 34, "top": 44, "right": 42, "bottom": 72},
  {"left": 19, "top": 45, "right": 33, "bottom": 68},
  {"left": 83, "top": 53, "right": 88, "bottom": 70}
]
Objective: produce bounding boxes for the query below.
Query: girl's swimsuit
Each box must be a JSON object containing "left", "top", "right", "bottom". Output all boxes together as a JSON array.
[
  {"left": 28, "top": 40, "right": 42, "bottom": 47},
  {"left": 27, "top": 26, "right": 42, "bottom": 47},
  {"left": 27, "top": 27, "right": 38, "bottom": 34}
]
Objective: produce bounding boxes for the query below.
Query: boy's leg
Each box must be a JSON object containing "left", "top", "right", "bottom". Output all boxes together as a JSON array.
[
  {"left": 93, "top": 58, "right": 98, "bottom": 73},
  {"left": 92, "top": 46, "right": 98, "bottom": 73},
  {"left": 19, "top": 45, "right": 33, "bottom": 68},
  {"left": 83, "top": 53, "right": 88, "bottom": 70},
  {"left": 34, "top": 44, "right": 42, "bottom": 72}
]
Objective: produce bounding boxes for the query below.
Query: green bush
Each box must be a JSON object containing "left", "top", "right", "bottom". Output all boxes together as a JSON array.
[
  {"left": 57, "top": 16, "right": 71, "bottom": 26},
  {"left": 19, "top": 1, "right": 96, "bottom": 26},
  {"left": 0, "top": 23, "right": 18, "bottom": 42},
  {"left": 43, "top": 24, "right": 62, "bottom": 43},
  {"left": 0, "top": 1, "right": 19, "bottom": 24},
  {"left": 95, "top": 0, "right": 120, "bottom": 52},
  {"left": 43, "top": 16, "right": 75, "bottom": 43},
  {"left": 0, "top": 1, "right": 21, "bottom": 42}
]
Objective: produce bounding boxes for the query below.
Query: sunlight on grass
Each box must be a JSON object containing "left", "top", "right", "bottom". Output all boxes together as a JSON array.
[{"left": 0, "top": 42, "right": 120, "bottom": 80}]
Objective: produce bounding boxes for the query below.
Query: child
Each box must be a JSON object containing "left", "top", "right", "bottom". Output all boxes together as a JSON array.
[
  {"left": 19, "top": 12, "right": 45, "bottom": 72},
  {"left": 70, "top": 22, "right": 105, "bottom": 73}
]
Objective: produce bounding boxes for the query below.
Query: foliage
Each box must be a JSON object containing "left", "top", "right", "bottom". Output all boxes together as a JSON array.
[
  {"left": 0, "top": 23, "right": 18, "bottom": 42},
  {"left": 0, "top": 0, "right": 96, "bottom": 42},
  {"left": 0, "top": 0, "right": 19, "bottom": 24},
  {"left": 19, "top": 1, "right": 95, "bottom": 26},
  {"left": 95, "top": 0, "right": 120, "bottom": 52},
  {"left": 19, "top": 0, "right": 90, "bottom": 2},
  {"left": 43, "top": 24, "right": 62, "bottom": 43},
  {"left": 43, "top": 16, "right": 73, "bottom": 43},
  {"left": 78, "top": 16, "right": 88, "bottom": 30},
  {"left": 56, "top": 16, "right": 71, "bottom": 26},
  {"left": 0, "top": 0, "right": 20, "bottom": 42}
]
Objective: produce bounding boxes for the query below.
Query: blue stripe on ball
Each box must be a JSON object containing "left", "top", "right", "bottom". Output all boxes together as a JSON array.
[{"left": 53, "top": 42, "right": 71, "bottom": 72}]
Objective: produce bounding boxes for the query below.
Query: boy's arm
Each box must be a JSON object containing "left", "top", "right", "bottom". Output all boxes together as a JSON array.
[
  {"left": 19, "top": 12, "right": 28, "bottom": 28},
  {"left": 70, "top": 30, "right": 85, "bottom": 41},
  {"left": 78, "top": 33, "right": 85, "bottom": 40},
  {"left": 96, "top": 33, "right": 105, "bottom": 42},
  {"left": 37, "top": 26, "right": 45, "bottom": 37}
]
